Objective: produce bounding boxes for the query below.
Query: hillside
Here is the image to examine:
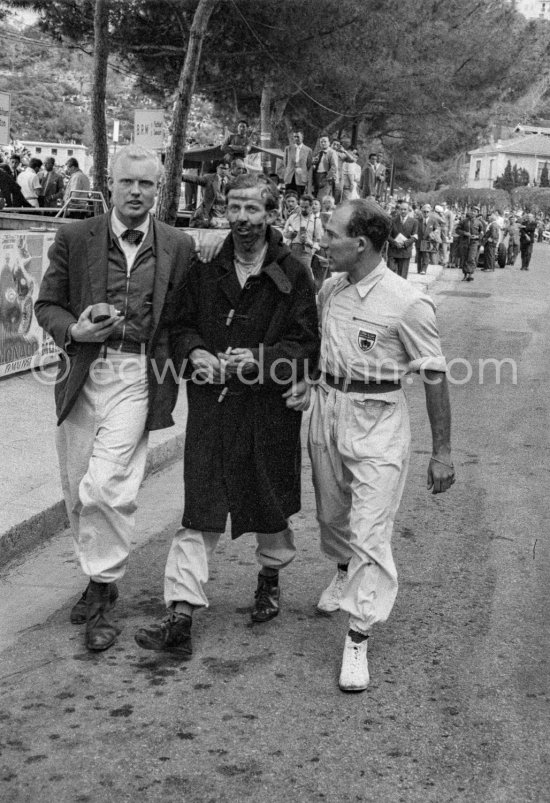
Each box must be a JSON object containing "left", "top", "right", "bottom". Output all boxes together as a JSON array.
[{"left": 0, "top": 21, "right": 224, "bottom": 149}]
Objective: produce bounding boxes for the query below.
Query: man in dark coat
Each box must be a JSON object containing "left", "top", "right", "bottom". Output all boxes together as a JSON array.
[
  {"left": 35, "top": 145, "right": 194, "bottom": 653},
  {"left": 222, "top": 119, "right": 252, "bottom": 158},
  {"left": 519, "top": 212, "right": 537, "bottom": 270},
  {"left": 456, "top": 205, "right": 484, "bottom": 281},
  {"left": 481, "top": 212, "right": 500, "bottom": 271},
  {"left": 0, "top": 163, "right": 31, "bottom": 207},
  {"left": 183, "top": 159, "right": 231, "bottom": 227},
  {"left": 387, "top": 199, "right": 418, "bottom": 279},
  {"left": 135, "top": 173, "right": 319, "bottom": 659},
  {"left": 359, "top": 153, "right": 378, "bottom": 199},
  {"left": 416, "top": 203, "right": 440, "bottom": 275},
  {"left": 40, "top": 157, "right": 65, "bottom": 207}
]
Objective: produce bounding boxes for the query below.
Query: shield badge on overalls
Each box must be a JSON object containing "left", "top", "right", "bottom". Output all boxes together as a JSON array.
[{"left": 358, "top": 329, "right": 377, "bottom": 352}]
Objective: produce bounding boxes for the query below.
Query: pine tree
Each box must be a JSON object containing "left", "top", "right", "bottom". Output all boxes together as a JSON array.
[
  {"left": 494, "top": 160, "right": 514, "bottom": 191},
  {"left": 540, "top": 162, "right": 549, "bottom": 187}
]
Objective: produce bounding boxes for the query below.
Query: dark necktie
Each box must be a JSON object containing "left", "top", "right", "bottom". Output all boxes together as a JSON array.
[{"left": 121, "top": 229, "right": 144, "bottom": 246}]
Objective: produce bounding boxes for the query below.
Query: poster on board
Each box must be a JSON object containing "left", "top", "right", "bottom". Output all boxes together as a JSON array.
[{"left": 0, "top": 230, "right": 59, "bottom": 378}]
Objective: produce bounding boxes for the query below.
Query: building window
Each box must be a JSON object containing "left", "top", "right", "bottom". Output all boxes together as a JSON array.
[
  {"left": 489, "top": 159, "right": 495, "bottom": 180},
  {"left": 67, "top": 149, "right": 73, "bottom": 156},
  {"left": 536, "top": 161, "right": 549, "bottom": 182},
  {"left": 35, "top": 147, "right": 41, "bottom": 153},
  {"left": 475, "top": 160, "right": 481, "bottom": 180},
  {"left": 51, "top": 148, "right": 57, "bottom": 155}
]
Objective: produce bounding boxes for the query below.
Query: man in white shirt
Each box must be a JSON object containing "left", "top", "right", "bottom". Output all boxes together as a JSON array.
[
  {"left": 63, "top": 157, "right": 91, "bottom": 213},
  {"left": 283, "top": 194, "right": 323, "bottom": 270},
  {"left": 340, "top": 148, "right": 362, "bottom": 201},
  {"left": 17, "top": 158, "right": 43, "bottom": 207}
]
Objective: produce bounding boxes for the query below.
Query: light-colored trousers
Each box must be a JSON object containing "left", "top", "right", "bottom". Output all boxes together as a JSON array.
[
  {"left": 56, "top": 351, "right": 149, "bottom": 583},
  {"left": 308, "top": 385, "right": 410, "bottom": 633},
  {"left": 164, "top": 526, "right": 296, "bottom": 608}
]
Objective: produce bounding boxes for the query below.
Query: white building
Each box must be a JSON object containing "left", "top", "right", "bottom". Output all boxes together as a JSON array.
[
  {"left": 515, "top": 0, "right": 550, "bottom": 19},
  {"left": 21, "top": 141, "right": 91, "bottom": 174},
  {"left": 468, "top": 133, "right": 550, "bottom": 188}
]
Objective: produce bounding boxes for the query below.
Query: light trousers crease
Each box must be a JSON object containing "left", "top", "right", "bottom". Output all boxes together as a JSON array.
[
  {"left": 308, "top": 385, "right": 410, "bottom": 633},
  {"left": 55, "top": 351, "right": 149, "bottom": 583},
  {"left": 164, "top": 526, "right": 296, "bottom": 608}
]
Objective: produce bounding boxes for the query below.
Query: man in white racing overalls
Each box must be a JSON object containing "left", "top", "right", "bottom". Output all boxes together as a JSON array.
[{"left": 288, "top": 199, "right": 455, "bottom": 692}]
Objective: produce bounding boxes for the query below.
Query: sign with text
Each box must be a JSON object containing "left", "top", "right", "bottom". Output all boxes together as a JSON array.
[
  {"left": 134, "top": 109, "right": 164, "bottom": 149},
  {"left": 0, "top": 91, "right": 11, "bottom": 146}
]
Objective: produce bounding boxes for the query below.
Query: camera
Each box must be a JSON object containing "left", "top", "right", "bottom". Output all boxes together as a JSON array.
[{"left": 90, "top": 303, "right": 118, "bottom": 323}]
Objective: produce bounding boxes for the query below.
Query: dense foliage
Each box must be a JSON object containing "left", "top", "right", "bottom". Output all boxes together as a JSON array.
[
  {"left": 494, "top": 160, "right": 530, "bottom": 191},
  {"left": 4, "top": 0, "right": 550, "bottom": 189}
]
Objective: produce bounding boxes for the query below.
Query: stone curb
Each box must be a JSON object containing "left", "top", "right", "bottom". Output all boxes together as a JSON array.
[{"left": 0, "top": 433, "right": 184, "bottom": 569}]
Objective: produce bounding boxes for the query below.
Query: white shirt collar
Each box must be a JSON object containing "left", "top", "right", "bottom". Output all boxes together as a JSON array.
[
  {"left": 111, "top": 209, "right": 151, "bottom": 241},
  {"left": 341, "top": 259, "right": 386, "bottom": 299}
]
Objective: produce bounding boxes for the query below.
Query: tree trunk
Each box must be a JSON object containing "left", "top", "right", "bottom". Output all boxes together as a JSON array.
[
  {"left": 260, "top": 82, "right": 273, "bottom": 175},
  {"left": 350, "top": 120, "right": 359, "bottom": 149},
  {"left": 156, "top": 0, "right": 220, "bottom": 225},
  {"left": 91, "top": 0, "right": 109, "bottom": 202}
]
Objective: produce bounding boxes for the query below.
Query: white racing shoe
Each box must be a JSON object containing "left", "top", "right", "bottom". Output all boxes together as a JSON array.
[
  {"left": 316, "top": 568, "right": 348, "bottom": 615},
  {"left": 338, "top": 631, "right": 370, "bottom": 692}
]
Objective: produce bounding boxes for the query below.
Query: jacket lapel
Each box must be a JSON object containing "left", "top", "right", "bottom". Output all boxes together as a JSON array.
[{"left": 86, "top": 216, "right": 109, "bottom": 304}]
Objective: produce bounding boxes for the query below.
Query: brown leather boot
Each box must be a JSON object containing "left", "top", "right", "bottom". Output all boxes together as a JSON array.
[
  {"left": 85, "top": 581, "right": 120, "bottom": 651},
  {"left": 70, "top": 581, "right": 119, "bottom": 624}
]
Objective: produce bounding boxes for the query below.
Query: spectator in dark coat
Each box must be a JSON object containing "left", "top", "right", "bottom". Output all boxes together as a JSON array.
[
  {"left": 387, "top": 199, "right": 418, "bottom": 280},
  {"left": 0, "top": 165, "right": 31, "bottom": 207},
  {"left": 519, "top": 213, "right": 537, "bottom": 270}
]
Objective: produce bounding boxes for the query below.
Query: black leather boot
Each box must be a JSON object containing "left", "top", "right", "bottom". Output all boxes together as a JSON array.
[
  {"left": 70, "top": 581, "right": 119, "bottom": 624},
  {"left": 251, "top": 572, "right": 280, "bottom": 622},
  {"left": 85, "top": 581, "right": 120, "bottom": 651},
  {"left": 134, "top": 612, "right": 193, "bottom": 658}
]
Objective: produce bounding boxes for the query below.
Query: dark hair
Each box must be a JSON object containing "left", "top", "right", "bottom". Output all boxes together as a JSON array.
[
  {"left": 369, "top": 152, "right": 377, "bottom": 159},
  {"left": 66, "top": 157, "right": 79, "bottom": 169},
  {"left": 319, "top": 132, "right": 330, "bottom": 140},
  {"left": 237, "top": 119, "right": 248, "bottom": 126},
  {"left": 284, "top": 191, "right": 298, "bottom": 200},
  {"left": 11, "top": 154, "right": 20, "bottom": 163},
  {"left": 225, "top": 172, "right": 280, "bottom": 211},
  {"left": 301, "top": 194, "right": 313, "bottom": 203},
  {"left": 345, "top": 199, "right": 392, "bottom": 252},
  {"left": 29, "top": 157, "right": 43, "bottom": 170}
]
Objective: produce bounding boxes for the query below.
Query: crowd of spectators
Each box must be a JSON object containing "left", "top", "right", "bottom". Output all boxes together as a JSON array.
[{"left": 0, "top": 151, "right": 90, "bottom": 212}]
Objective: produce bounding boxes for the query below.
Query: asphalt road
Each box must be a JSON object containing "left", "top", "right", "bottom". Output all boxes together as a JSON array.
[{"left": 0, "top": 252, "right": 549, "bottom": 803}]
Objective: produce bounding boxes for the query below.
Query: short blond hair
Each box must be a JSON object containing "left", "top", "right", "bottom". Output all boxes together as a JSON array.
[{"left": 109, "top": 145, "right": 164, "bottom": 181}]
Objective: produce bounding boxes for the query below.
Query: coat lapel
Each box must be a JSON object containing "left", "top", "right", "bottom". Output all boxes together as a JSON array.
[
  {"left": 216, "top": 236, "right": 242, "bottom": 308},
  {"left": 150, "top": 220, "right": 174, "bottom": 336}
]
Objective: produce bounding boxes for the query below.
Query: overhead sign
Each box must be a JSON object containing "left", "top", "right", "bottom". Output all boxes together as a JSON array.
[
  {"left": 134, "top": 109, "right": 164, "bottom": 149},
  {"left": 0, "top": 91, "right": 11, "bottom": 146}
]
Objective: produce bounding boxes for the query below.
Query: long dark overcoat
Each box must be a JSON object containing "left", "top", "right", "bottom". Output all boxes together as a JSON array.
[{"left": 180, "top": 228, "right": 319, "bottom": 538}]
